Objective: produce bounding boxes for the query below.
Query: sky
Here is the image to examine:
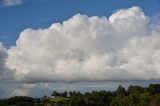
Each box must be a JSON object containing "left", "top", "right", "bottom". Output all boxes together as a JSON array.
[
  {"left": 0, "top": 0, "right": 160, "bottom": 81},
  {"left": 1, "top": 0, "right": 160, "bottom": 97},
  {"left": 0, "top": 0, "right": 160, "bottom": 47},
  {"left": 0, "top": 80, "right": 159, "bottom": 98}
]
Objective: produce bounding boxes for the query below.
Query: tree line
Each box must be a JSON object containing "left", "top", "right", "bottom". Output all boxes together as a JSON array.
[{"left": 0, "top": 84, "right": 160, "bottom": 106}]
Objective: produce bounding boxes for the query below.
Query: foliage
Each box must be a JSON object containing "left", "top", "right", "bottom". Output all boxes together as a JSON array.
[{"left": 0, "top": 84, "right": 160, "bottom": 106}]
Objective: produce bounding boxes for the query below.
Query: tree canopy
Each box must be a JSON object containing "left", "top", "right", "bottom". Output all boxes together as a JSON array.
[{"left": 0, "top": 84, "right": 160, "bottom": 106}]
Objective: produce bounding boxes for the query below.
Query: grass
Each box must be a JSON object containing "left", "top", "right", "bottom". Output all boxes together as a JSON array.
[{"left": 50, "top": 97, "right": 68, "bottom": 102}]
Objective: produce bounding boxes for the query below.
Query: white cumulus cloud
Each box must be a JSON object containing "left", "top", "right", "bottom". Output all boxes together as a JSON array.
[
  {"left": 0, "top": 43, "right": 13, "bottom": 81},
  {"left": 1, "top": 6, "right": 160, "bottom": 82}
]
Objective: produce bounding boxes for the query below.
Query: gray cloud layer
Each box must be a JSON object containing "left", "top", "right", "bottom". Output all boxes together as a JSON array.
[{"left": 1, "top": 6, "right": 160, "bottom": 82}]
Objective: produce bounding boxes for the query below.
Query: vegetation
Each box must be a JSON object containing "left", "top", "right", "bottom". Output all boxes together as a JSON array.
[{"left": 0, "top": 84, "right": 160, "bottom": 106}]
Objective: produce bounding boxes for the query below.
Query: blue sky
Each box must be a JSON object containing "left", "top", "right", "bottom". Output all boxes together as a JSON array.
[
  {"left": 0, "top": 0, "right": 160, "bottom": 47},
  {"left": 1, "top": 0, "right": 160, "bottom": 98}
]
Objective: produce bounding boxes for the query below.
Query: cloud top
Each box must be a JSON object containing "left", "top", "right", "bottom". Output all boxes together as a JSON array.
[{"left": 1, "top": 6, "right": 160, "bottom": 82}]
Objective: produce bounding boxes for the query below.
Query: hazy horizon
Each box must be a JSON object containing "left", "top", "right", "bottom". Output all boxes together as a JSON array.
[{"left": 0, "top": 80, "right": 160, "bottom": 98}]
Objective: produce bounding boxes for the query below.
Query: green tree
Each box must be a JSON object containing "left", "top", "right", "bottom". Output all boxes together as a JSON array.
[
  {"left": 127, "top": 85, "right": 144, "bottom": 95},
  {"left": 138, "top": 93, "right": 150, "bottom": 106},
  {"left": 150, "top": 93, "right": 160, "bottom": 106},
  {"left": 147, "top": 84, "right": 160, "bottom": 95},
  {"left": 116, "top": 85, "right": 127, "bottom": 97}
]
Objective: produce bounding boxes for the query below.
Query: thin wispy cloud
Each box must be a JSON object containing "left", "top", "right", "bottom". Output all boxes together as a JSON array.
[
  {"left": 0, "top": 0, "right": 24, "bottom": 6},
  {"left": 0, "top": 0, "right": 50, "bottom": 7}
]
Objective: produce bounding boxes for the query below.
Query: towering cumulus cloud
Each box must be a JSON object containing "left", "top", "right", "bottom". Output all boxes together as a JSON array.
[
  {"left": 3, "top": 6, "right": 160, "bottom": 82},
  {"left": 0, "top": 43, "right": 13, "bottom": 81}
]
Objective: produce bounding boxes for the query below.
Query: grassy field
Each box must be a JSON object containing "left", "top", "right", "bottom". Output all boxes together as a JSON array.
[{"left": 50, "top": 97, "right": 68, "bottom": 102}]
